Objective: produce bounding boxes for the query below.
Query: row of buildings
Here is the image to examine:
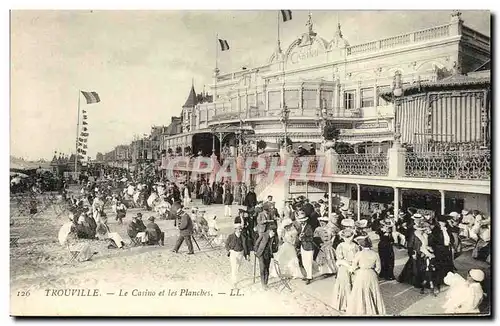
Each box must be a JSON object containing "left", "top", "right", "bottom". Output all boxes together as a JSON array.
[{"left": 99, "top": 11, "right": 491, "bottom": 217}]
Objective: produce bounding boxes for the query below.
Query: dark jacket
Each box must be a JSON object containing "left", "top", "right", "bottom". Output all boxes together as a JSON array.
[
  {"left": 244, "top": 191, "right": 257, "bottom": 208},
  {"left": 146, "top": 221, "right": 163, "bottom": 243},
  {"left": 299, "top": 223, "right": 314, "bottom": 251},
  {"left": 178, "top": 212, "right": 193, "bottom": 236},
  {"left": 127, "top": 219, "right": 146, "bottom": 238},
  {"left": 225, "top": 233, "right": 249, "bottom": 257},
  {"left": 223, "top": 192, "right": 234, "bottom": 205},
  {"left": 254, "top": 231, "right": 278, "bottom": 258}
]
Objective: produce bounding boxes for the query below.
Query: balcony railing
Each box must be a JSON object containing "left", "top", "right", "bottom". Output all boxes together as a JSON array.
[
  {"left": 337, "top": 153, "right": 389, "bottom": 176},
  {"left": 160, "top": 149, "right": 490, "bottom": 182},
  {"left": 405, "top": 150, "right": 490, "bottom": 180}
]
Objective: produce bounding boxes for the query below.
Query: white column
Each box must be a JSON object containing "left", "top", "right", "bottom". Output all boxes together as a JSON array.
[
  {"left": 394, "top": 187, "right": 400, "bottom": 217},
  {"left": 328, "top": 182, "right": 333, "bottom": 215},
  {"left": 440, "top": 190, "right": 446, "bottom": 215},
  {"left": 357, "top": 184, "right": 361, "bottom": 221}
]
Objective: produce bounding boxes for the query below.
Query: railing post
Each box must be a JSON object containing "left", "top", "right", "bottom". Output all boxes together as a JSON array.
[{"left": 388, "top": 146, "right": 407, "bottom": 178}]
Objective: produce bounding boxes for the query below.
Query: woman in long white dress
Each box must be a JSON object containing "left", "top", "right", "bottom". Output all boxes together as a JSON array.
[
  {"left": 332, "top": 228, "right": 360, "bottom": 312},
  {"left": 270, "top": 218, "right": 304, "bottom": 279},
  {"left": 346, "top": 235, "right": 386, "bottom": 316},
  {"left": 183, "top": 186, "right": 191, "bottom": 207},
  {"left": 314, "top": 217, "right": 337, "bottom": 276}
]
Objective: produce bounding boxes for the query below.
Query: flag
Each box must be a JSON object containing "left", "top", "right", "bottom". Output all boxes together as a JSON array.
[
  {"left": 83, "top": 121, "right": 88, "bottom": 126},
  {"left": 218, "top": 39, "right": 230, "bottom": 51},
  {"left": 281, "top": 10, "right": 292, "bottom": 22},
  {"left": 81, "top": 91, "right": 100, "bottom": 104}
]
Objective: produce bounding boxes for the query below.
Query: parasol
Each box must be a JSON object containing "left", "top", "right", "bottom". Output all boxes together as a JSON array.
[{"left": 58, "top": 222, "right": 74, "bottom": 246}]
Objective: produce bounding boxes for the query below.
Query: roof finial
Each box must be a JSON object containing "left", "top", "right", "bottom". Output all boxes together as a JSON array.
[
  {"left": 306, "top": 11, "right": 314, "bottom": 35},
  {"left": 191, "top": 77, "right": 194, "bottom": 88}
]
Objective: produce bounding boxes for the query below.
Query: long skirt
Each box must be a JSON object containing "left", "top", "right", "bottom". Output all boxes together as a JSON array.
[
  {"left": 433, "top": 245, "right": 455, "bottom": 285},
  {"left": 332, "top": 265, "right": 353, "bottom": 312},
  {"left": 270, "top": 242, "right": 304, "bottom": 279},
  {"left": 346, "top": 269, "right": 386, "bottom": 316},
  {"left": 397, "top": 256, "right": 423, "bottom": 287},
  {"left": 316, "top": 244, "right": 336, "bottom": 275},
  {"left": 378, "top": 244, "right": 395, "bottom": 280}
]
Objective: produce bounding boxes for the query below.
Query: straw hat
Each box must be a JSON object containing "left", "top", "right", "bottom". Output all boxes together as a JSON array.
[
  {"left": 469, "top": 269, "right": 485, "bottom": 282},
  {"left": 412, "top": 213, "right": 423, "bottom": 219},
  {"left": 339, "top": 228, "right": 354, "bottom": 239},
  {"left": 382, "top": 218, "right": 395, "bottom": 227},
  {"left": 355, "top": 219, "right": 368, "bottom": 228},
  {"left": 355, "top": 235, "right": 372, "bottom": 248},
  {"left": 281, "top": 218, "right": 293, "bottom": 227},
  {"left": 318, "top": 216, "right": 330, "bottom": 222},
  {"left": 341, "top": 218, "right": 355, "bottom": 228},
  {"left": 449, "top": 211, "right": 460, "bottom": 218}
]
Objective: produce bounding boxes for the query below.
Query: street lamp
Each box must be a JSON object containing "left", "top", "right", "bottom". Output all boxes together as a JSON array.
[
  {"left": 392, "top": 71, "right": 403, "bottom": 149},
  {"left": 280, "top": 105, "right": 290, "bottom": 151}
]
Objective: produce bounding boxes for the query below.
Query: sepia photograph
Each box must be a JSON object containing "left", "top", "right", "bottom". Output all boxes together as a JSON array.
[{"left": 9, "top": 9, "right": 491, "bottom": 317}]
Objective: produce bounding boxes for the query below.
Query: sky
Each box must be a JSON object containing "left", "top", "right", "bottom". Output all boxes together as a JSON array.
[{"left": 10, "top": 10, "right": 490, "bottom": 161}]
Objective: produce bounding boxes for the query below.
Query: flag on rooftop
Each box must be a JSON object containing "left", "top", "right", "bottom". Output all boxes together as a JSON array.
[
  {"left": 81, "top": 91, "right": 100, "bottom": 104},
  {"left": 218, "top": 39, "right": 230, "bottom": 51},
  {"left": 281, "top": 10, "right": 292, "bottom": 22}
]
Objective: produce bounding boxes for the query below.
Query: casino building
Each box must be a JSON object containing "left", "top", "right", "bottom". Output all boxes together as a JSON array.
[{"left": 159, "top": 11, "right": 490, "bottom": 218}]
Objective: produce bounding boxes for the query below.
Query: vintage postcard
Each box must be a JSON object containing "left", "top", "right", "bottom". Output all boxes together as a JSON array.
[{"left": 10, "top": 9, "right": 491, "bottom": 317}]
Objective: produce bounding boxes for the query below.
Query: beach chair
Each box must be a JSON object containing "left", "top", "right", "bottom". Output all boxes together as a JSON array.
[
  {"left": 272, "top": 260, "right": 292, "bottom": 293},
  {"left": 199, "top": 230, "right": 218, "bottom": 249},
  {"left": 10, "top": 232, "right": 20, "bottom": 247},
  {"left": 68, "top": 245, "right": 80, "bottom": 263}
]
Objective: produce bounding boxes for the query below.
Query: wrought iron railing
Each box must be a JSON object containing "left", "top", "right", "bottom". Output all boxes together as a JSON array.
[
  {"left": 337, "top": 153, "right": 389, "bottom": 176},
  {"left": 405, "top": 150, "right": 490, "bottom": 180}
]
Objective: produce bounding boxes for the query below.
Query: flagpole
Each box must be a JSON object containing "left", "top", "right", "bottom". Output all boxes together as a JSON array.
[
  {"left": 214, "top": 33, "right": 218, "bottom": 102},
  {"left": 75, "top": 90, "right": 81, "bottom": 176}
]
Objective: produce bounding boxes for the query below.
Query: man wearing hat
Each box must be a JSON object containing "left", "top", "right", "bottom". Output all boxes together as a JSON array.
[
  {"left": 256, "top": 203, "right": 273, "bottom": 235},
  {"left": 172, "top": 205, "right": 194, "bottom": 254},
  {"left": 225, "top": 223, "right": 249, "bottom": 289},
  {"left": 145, "top": 216, "right": 165, "bottom": 246},
  {"left": 296, "top": 145, "right": 308, "bottom": 157},
  {"left": 254, "top": 222, "right": 279, "bottom": 289},
  {"left": 308, "top": 143, "right": 316, "bottom": 156},
  {"left": 377, "top": 218, "right": 396, "bottom": 280},
  {"left": 243, "top": 186, "right": 257, "bottom": 210},
  {"left": 127, "top": 213, "right": 147, "bottom": 245},
  {"left": 459, "top": 209, "right": 475, "bottom": 238},
  {"left": 297, "top": 211, "right": 314, "bottom": 285}
]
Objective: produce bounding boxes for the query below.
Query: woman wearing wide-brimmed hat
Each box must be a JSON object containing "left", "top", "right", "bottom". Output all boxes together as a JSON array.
[
  {"left": 270, "top": 218, "right": 304, "bottom": 280},
  {"left": 314, "top": 216, "right": 337, "bottom": 276},
  {"left": 397, "top": 219, "right": 429, "bottom": 288},
  {"left": 331, "top": 228, "right": 360, "bottom": 312},
  {"left": 377, "top": 218, "right": 395, "bottom": 280},
  {"left": 346, "top": 235, "right": 386, "bottom": 316}
]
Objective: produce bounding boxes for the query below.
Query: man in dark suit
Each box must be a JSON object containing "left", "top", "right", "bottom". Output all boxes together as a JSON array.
[
  {"left": 297, "top": 211, "right": 314, "bottom": 284},
  {"left": 127, "top": 213, "right": 147, "bottom": 244},
  {"left": 172, "top": 206, "right": 194, "bottom": 254},
  {"left": 244, "top": 186, "right": 257, "bottom": 210},
  {"left": 254, "top": 223, "right": 279, "bottom": 289},
  {"left": 145, "top": 216, "right": 165, "bottom": 246}
]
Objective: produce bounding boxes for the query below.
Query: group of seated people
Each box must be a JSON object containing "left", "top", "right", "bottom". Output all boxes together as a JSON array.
[{"left": 127, "top": 212, "right": 165, "bottom": 246}]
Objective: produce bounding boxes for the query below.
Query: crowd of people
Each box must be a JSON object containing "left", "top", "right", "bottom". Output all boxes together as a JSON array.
[{"left": 57, "top": 169, "right": 489, "bottom": 316}]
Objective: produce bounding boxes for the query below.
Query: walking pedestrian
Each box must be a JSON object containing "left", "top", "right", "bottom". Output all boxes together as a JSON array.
[
  {"left": 225, "top": 223, "right": 249, "bottom": 289},
  {"left": 172, "top": 206, "right": 194, "bottom": 254},
  {"left": 297, "top": 211, "right": 314, "bottom": 285},
  {"left": 254, "top": 222, "right": 278, "bottom": 290},
  {"left": 346, "top": 236, "right": 386, "bottom": 316}
]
